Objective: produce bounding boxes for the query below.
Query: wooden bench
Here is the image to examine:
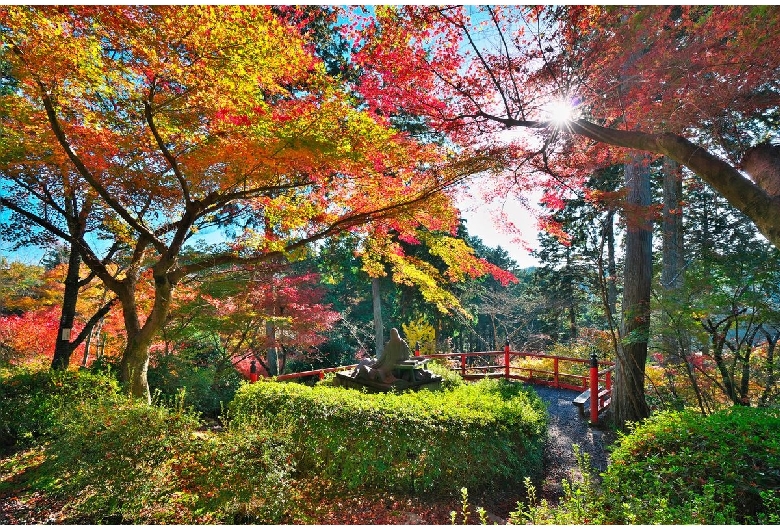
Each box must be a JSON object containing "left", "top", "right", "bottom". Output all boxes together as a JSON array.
[{"left": 572, "top": 388, "right": 610, "bottom": 416}]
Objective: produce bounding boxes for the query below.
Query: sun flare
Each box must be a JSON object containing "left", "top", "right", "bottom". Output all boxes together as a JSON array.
[{"left": 545, "top": 98, "right": 577, "bottom": 126}]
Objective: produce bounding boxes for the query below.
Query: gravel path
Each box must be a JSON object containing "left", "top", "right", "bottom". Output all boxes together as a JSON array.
[{"left": 531, "top": 385, "right": 612, "bottom": 502}]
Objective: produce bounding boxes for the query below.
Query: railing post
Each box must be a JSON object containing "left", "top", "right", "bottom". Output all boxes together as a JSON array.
[
  {"left": 554, "top": 357, "right": 559, "bottom": 388},
  {"left": 319, "top": 370, "right": 324, "bottom": 381},
  {"left": 461, "top": 353, "right": 466, "bottom": 376},
  {"left": 504, "top": 338, "right": 510, "bottom": 379},
  {"left": 415, "top": 341, "right": 420, "bottom": 357},
  {"left": 589, "top": 352, "right": 599, "bottom": 424},
  {"left": 606, "top": 368, "right": 612, "bottom": 394},
  {"left": 250, "top": 359, "right": 258, "bottom": 383}
]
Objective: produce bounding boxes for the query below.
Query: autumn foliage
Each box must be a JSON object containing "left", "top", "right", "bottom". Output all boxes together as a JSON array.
[{"left": 0, "top": 6, "right": 505, "bottom": 399}]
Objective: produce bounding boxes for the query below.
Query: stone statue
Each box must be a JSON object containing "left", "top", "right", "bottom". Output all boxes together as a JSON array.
[{"left": 353, "top": 328, "right": 411, "bottom": 384}]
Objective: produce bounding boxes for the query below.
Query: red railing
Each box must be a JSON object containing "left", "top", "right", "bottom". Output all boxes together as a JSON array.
[{"left": 259, "top": 348, "right": 614, "bottom": 423}]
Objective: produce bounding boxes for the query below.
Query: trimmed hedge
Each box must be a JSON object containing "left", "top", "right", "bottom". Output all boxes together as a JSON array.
[{"left": 228, "top": 378, "right": 548, "bottom": 494}]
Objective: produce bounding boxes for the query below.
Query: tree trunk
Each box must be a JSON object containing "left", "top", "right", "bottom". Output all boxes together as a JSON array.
[
  {"left": 265, "top": 319, "right": 278, "bottom": 376},
  {"left": 661, "top": 159, "right": 685, "bottom": 295},
  {"left": 612, "top": 154, "right": 652, "bottom": 426},
  {"left": 120, "top": 331, "right": 155, "bottom": 400},
  {"left": 760, "top": 330, "right": 779, "bottom": 406},
  {"left": 711, "top": 335, "right": 739, "bottom": 404},
  {"left": 51, "top": 244, "right": 81, "bottom": 370},
  {"left": 118, "top": 274, "right": 173, "bottom": 403},
  {"left": 660, "top": 158, "right": 689, "bottom": 380},
  {"left": 739, "top": 346, "right": 752, "bottom": 403},
  {"left": 606, "top": 209, "right": 618, "bottom": 317},
  {"left": 372, "top": 277, "right": 384, "bottom": 356}
]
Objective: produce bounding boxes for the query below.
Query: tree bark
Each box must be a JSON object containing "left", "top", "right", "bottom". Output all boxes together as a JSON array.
[
  {"left": 605, "top": 209, "right": 618, "bottom": 317},
  {"left": 496, "top": 114, "right": 780, "bottom": 249},
  {"left": 760, "top": 330, "right": 779, "bottom": 406},
  {"left": 564, "top": 121, "right": 780, "bottom": 250},
  {"left": 372, "top": 277, "right": 384, "bottom": 356},
  {"left": 266, "top": 319, "right": 278, "bottom": 376},
  {"left": 660, "top": 158, "right": 688, "bottom": 363},
  {"left": 51, "top": 243, "right": 81, "bottom": 370},
  {"left": 117, "top": 273, "right": 173, "bottom": 403},
  {"left": 612, "top": 154, "right": 652, "bottom": 425}
]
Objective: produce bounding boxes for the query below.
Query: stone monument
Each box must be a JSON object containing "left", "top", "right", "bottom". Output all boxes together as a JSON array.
[{"left": 335, "top": 328, "right": 442, "bottom": 392}]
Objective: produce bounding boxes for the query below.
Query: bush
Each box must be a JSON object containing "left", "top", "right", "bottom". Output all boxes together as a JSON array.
[
  {"left": 0, "top": 367, "right": 119, "bottom": 450},
  {"left": 41, "top": 394, "right": 296, "bottom": 523},
  {"left": 513, "top": 406, "right": 780, "bottom": 524},
  {"left": 228, "top": 378, "right": 547, "bottom": 494},
  {"left": 601, "top": 406, "right": 780, "bottom": 524},
  {"left": 426, "top": 358, "right": 464, "bottom": 390}
]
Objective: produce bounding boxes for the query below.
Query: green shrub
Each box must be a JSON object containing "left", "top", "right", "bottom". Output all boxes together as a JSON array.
[
  {"left": 228, "top": 378, "right": 547, "bottom": 495},
  {"left": 41, "top": 395, "right": 295, "bottom": 523},
  {"left": 600, "top": 406, "right": 780, "bottom": 524},
  {"left": 0, "top": 367, "right": 119, "bottom": 450},
  {"left": 426, "top": 358, "right": 464, "bottom": 390},
  {"left": 511, "top": 407, "right": 780, "bottom": 525}
]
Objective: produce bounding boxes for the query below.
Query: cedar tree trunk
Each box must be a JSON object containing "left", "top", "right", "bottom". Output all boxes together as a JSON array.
[{"left": 612, "top": 154, "right": 652, "bottom": 425}]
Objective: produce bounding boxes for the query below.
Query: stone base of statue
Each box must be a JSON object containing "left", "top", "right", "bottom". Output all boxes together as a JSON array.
[{"left": 334, "top": 358, "right": 443, "bottom": 393}]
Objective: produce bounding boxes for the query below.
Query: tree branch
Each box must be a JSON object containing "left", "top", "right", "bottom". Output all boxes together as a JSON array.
[{"left": 144, "top": 82, "right": 192, "bottom": 206}]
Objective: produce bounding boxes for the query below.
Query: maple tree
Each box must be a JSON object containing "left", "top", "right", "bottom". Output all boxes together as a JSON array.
[
  {"left": 0, "top": 260, "right": 48, "bottom": 314},
  {"left": 162, "top": 264, "right": 341, "bottom": 379},
  {"left": 0, "top": 259, "right": 124, "bottom": 367},
  {"left": 353, "top": 7, "right": 780, "bottom": 239},
  {"left": 0, "top": 6, "right": 492, "bottom": 400},
  {"left": 351, "top": 5, "right": 780, "bottom": 424},
  {"left": 0, "top": 306, "right": 59, "bottom": 366}
]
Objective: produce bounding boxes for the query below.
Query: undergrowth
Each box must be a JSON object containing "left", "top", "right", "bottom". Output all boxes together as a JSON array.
[{"left": 6, "top": 365, "right": 777, "bottom": 524}]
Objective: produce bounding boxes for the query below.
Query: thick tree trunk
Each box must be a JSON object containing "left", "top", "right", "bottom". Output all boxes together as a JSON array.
[
  {"left": 51, "top": 244, "right": 81, "bottom": 370},
  {"left": 120, "top": 331, "right": 155, "bottom": 401},
  {"left": 660, "top": 158, "right": 688, "bottom": 361},
  {"left": 739, "top": 347, "right": 752, "bottom": 403},
  {"left": 372, "top": 277, "right": 384, "bottom": 356},
  {"left": 118, "top": 274, "right": 173, "bottom": 403},
  {"left": 612, "top": 155, "right": 652, "bottom": 426},
  {"left": 565, "top": 121, "right": 780, "bottom": 250},
  {"left": 712, "top": 339, "right": 739, "bottom": 404}
]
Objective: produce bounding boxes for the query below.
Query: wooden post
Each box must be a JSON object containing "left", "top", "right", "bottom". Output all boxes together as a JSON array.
[
  {"left": 589, "top": 352, "right": 599, "bottom": 424},
  {"left": 554, "top": 357, "right": 559, "bottom": 388},
  {"left": 415, "top": 341, "right": 420, "bottom": 357},
  {"left": 461, "top": 353, "right": 466, "bottom": 376},
  {"left": 504, "top": 339, "right": 510, "bottom": 379},
  {"left": 319, "top": 370, "right": 324, "bottom": 381},
  {"left": 606, "top": 368, "right": 612, "bottom": 393}
]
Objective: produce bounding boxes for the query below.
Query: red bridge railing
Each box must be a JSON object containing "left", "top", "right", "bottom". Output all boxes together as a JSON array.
[{"left": 259, "top": 346, "right": 614, "bottom": 424}]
